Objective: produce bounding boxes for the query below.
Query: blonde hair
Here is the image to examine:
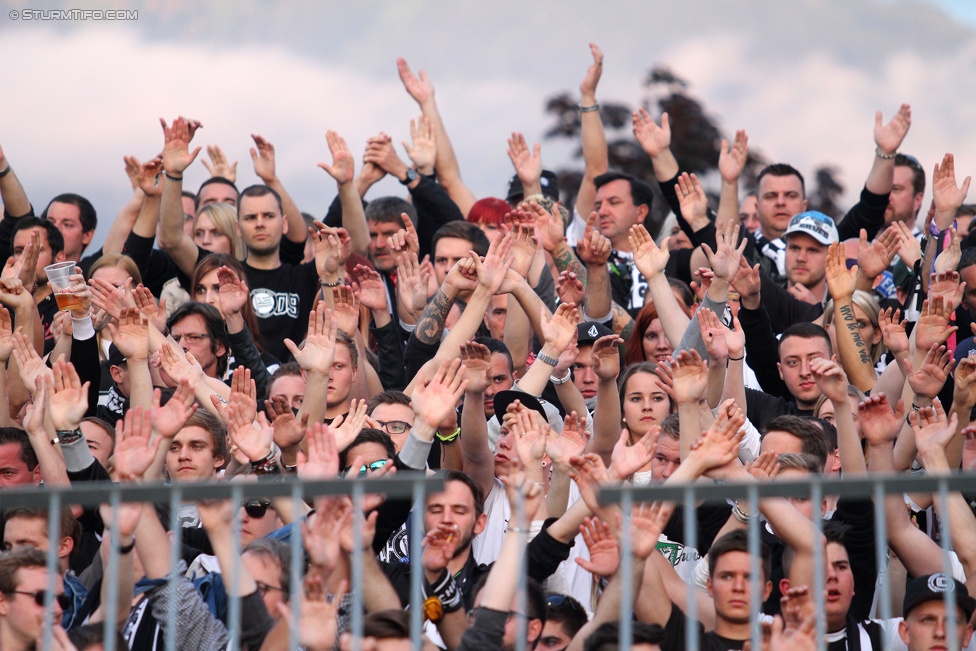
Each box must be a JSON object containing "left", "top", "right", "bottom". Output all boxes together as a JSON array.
[
  {"left": 87, "top": 254, "right": 142, "bottom": 286},
  {"left": 194, "top": 202, "right": 245, "bottom": 261},
  {"left": 821, "top": 290, "right": 884, "bottom": 364}
]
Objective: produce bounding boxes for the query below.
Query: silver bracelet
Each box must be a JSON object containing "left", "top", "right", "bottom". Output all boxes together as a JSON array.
[
  {"left": 875, "top": 147, "right": 896, "bottom": 160},
  {"left": 578, "top": 103, "right": 600, "bottom": 113},
  {"left": 535, "top": 351, "right": 560, "bottom": 367},
  {"left": 550, "top": 371, "right": 572, "bottom": 385},
  {"left": 732, "top": 500, "right": 754, "bottom": 523}
]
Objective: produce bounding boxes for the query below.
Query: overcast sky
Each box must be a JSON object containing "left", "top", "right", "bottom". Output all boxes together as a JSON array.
[{"left": 1, "top": 0, "right": 974, "bottom": 247}]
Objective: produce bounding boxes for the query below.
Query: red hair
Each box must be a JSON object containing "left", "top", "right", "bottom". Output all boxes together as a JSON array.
[
  {"left": 467, "top": 197, "right": 510, "bottom": 226},
  {"left": 625, "top": 301, "right": 661, "bottom": 366}
]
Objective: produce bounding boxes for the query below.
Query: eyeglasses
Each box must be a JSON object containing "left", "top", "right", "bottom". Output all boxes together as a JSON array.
[
  {"left": 375, "top": 420, "right": 412, "bottom": 435},
  {"left": 342, "top": 459, "right": 388, "bottom": 477},
  {"left": 255, "top": 582, "right": 283, "bottom": 597},
  {"left": 243, "top": 499, "right": 272, "bottom": 519},
  {"left": 546, "top": 593, "right": 587, "bottom": 617},
  {"left": 8, "top": 590, "right": 72, "bottom": 610}
]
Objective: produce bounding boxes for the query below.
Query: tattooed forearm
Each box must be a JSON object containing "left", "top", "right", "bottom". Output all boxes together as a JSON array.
[
  {"left": 838, "top": 303, "right": 872, "bottom": 365},
  {"left": 551, "top": 241, "right": 588, "bottom": 286},
  {"left": 612, "top": 302, "right": 635, "bottom": 341},
  {"left": 415, "top": 287, "right": 456, "bottom": 346}
]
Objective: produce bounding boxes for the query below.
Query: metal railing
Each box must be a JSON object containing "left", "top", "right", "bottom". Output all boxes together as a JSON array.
[{"left": 4, "top": 471, "right": 976, "bottom": 650}]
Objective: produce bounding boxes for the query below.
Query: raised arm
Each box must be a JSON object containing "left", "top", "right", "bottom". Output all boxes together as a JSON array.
[
  {"left": 318, "top": 130, "right": 369, "bottom": 255},
  {"left": 459, "top": 342, "right": 496, "bottom": 499},
  {"left": 865, "top": 104, "right": 911, "bottom": 195},
  {"left": 575, "top": 43, "right": 609, "bottom": 220},
  {"left": 290, "top": 304, "right": 338, "bottom": 428},
  {"left": 251, "top": 134, "right": 306, "bottom": 244},
  {"left": 811, "top": 358, "right": 865, "bottom": 474},
  {"left": 0, "top": 142, "right": 31, "bottom": 217},
  {"left": 716, "top": 131, "right": 749, "bottom": 230},
  {"left": 158, "top": 117, "right": 203, "bottom": 275},
  {"left": 823, "top": 243, "right": 877, "bottom": 392},
  {"left": 578, "top": 212, "right": 613, "bottom": 321},
  {"left": 397, "top": 58, "right": 477, "bottom": 218}
]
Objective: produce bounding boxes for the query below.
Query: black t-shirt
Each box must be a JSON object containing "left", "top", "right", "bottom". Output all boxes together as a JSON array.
[
  {"left": 242, "top": 257, "right": 319, "bottom": 363},
  {"left": 37, "top": 292, "right": 59, "bottom": 355},
  {"left": 661, "top": 605, "right": 747, "bottom": 651}
]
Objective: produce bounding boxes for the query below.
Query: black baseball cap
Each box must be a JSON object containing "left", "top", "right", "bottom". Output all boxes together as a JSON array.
[
  {"left": 493, "top": 390, "right": 548, "bottom": 424},
  {"left": 903, "top": 573, "right": 976, "bottom": 620},
  {"left": 506, "top": 170, "right": 559, "bottom": 205},
  {"left": 576, "top": 322, "right": 613, "bottom": 346},
  {"left": 107, "top": 343, "right": 126, "bottom": 367}
]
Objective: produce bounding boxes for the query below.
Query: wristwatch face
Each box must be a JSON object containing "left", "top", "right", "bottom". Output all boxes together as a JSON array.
[{"left": 401, "top": 169, "right": 418, "bottom": 185}]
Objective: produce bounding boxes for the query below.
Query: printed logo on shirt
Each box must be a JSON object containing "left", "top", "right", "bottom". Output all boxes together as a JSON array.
[
  {"left": 656, "top": 540, "right": 700, "bottom": 567},
  {"left": 250, "top": 288, "right": 300, "bottom": 319}
]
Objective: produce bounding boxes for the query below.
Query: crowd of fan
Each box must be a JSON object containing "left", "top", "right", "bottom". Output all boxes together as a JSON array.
[{"left": 2, "top": 43, "right": 976, "bottom": 651}]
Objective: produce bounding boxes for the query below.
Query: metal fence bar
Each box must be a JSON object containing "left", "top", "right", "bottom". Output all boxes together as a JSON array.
[
  {"left": 409, "top": 479, "right": 424, "bottom": 651},
  {"left": 103, "top": 489, "right": 121, "bottom": 651},
  {"left": 42, "top": 492, "right": 61, "bottom": 651},
  {"left": 873, "top": 482, "right": 892, "bottom": 651},
  {"left": 351, "top": 481, "right": 364, "bottom": 651},
  {"left": 288, "top": 484, "right": 304, "bottom": 651},
  {"left": 228, "top": 483, "right": 243, "bottom": 650},
  {"left": 683, "top": 486, "right": 698, "bottom": 651},
  {"left": 812, "top": 481, "right": 825, "bottom": 651},
  {"left": 748, "top": 484, "right": 761, "bottom": 651},
  {"left": 165, "top": 486, "right": 183, "bottom": 651},
  {"left": 938, "top": 479, "right": 959, "bottom": 651},
  {"left": 618, "top": 488, "right": 633, "bottom": 651}
]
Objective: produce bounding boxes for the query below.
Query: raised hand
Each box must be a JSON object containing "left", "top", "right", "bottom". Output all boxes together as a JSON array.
[
  {"left": 632, "top": 109, "right": 671, "bottom": 158},
  {"left": 250, "top": 134, "right": 277, "bottom": 184},
  {"left": 351, "top": 265, "right": 388, "bottom": 312},
  {"left": 747, "top": 450, "right": 781, "bottom": 481},
  {"left": 508, "top": 222, "right": 540, "bottom": 277},
  {"left": 332, "top": 285, "right": 360, "bottom": 335},
  {"left": 856, "top": 227, "right": 899, "bottom": 281},
  {"left": 318, "top": 130, "right": 355, "bottom": 186},
  {"left": 575, "top": 517, "right": 619, "bottom": 577},
  {"left": 106, "top": 307, "right": 149, "bottom": 361},
  {"left": 579, "top": 42, "right": 604, "bottom": 101},
  {"left": 953, "top": 356, "right": 976, "bottom": 409},
  {"left": 609, "top": 425, "right": 658, "bottom": 481},
  {"left": 500, "top": 470, "right": 546, "bottom": 523},
  {"left": 879, "top": 308, "right": 909, "bottom": 361},
  {"left": 276, "top": 575, "right": 346, "bottom": 651},
  {"left": 556, "top": 271, "right": 585, "bottom": 306},
  {"left": 731, "top": 257, "right": 762, "bottom": 308},
  {"left": 666, "top": 350, "right": 709, "bottom": 405},
  {"left": 891, "top": 220, "right": 922, "bottom": 268},
  {"left": 510, "top": 404, "right": 550, "bottom": 468},
  {"left": 932, "top": 153, "right": 971, "bottom": 224},
  {"left": 364, "top": 133, "right": 409, "bottom": 178},
  {"left": 114, "top": 407, "right": 162, "bottom": 482},
  {"left": 702, "top": 219, "right": 747, "bottom": 284},
  {"left": 507, "top": 132, "right": 542, "bottom": 188},
  {"left": 396, "top": 58, "right": 434, "bottom": 106},
  {"left": 297, "top": 422, "right": 340, "bottom": 480},
  {"left": 906, "top": 344, "right": 954, "bottom": 400},
  {"left": 394, "top": 252, "right": 429, "bottom": 319},
  {"left": 460, "top": 341, "right": 492, "bottom": 394},
  {"left": 227, "top": 403, "right": 273, "bottom": 463},
  {"left": 628, "top": 501, "right": 674, "bottom": 561},
  {"left": 911, "top": 398, "right": 958, "bottom": 459},
  {"left": 934, "top": 227, "right": 962, "bottom": 274},
  {"left": 928, "top": 271, "right": 964, "bottom": 308},
  {"left": 213, "top": 366, "right": 257, "bottom": 425},
  {"left": 541, "top": 303, "right": 580, "bottom": 353},
  {"left": 402, "top": 117, "right": 436, "bottom": 174},
  {"left": 546, "top": 411, "right": 588, "bottom": 472},
  {"left": 628, "top": 224, "right": 670, "bottom": 279},
  {"left": 576, "top": 212, "right": 612, "bottom": 266},
  {"left": 526, "top": 201, "right": 566, "bottom": 253},
  {"left": 151, "top": 379, "right": 197, "bottom": 439},
  {"left": 857, "top": 393, "right": 904, "bottom": 447},
  {"left": 444, "top": 256, "right": 478, "bottom": 294},
  {"left": 692, "top": 405, "right": 746, "bottom": 473},
  {"left": 0, "top": 308, "right": 17, "bottom": 363},
  {"left": 387, "top": 212, "right": 420, "bottom": 257},
  {"left": 568, "top": 454, "right": 613, "bottom": 519},
  {"left": 160, "top": 116, "right": 201, "bottom": 175},
  {"left": 11, "top": 331, "right": 52, "bottom": 394},
  {"left": 473, "top": 232, "right": 515, "bottom": 295},
  {"left": 215, "top": 266, "right": 249, "bottom": 317},
  {"left": 133, "top": 284, "right": 167, "bottom": 333},
  {"left": 698, "top": 307, "right": 729, "bottom": 361},
  {"left": 330, "top": 399, "right": 368, "bottom": 452},
  {"left": 874, "top": 104, "right": 911, "bottom": 156},
  {"left": 591, "top": 334, "right": 623, "bottom": 382},
  {"left": 675, "top": 172, "right": 709, "bottom": 228},
  {"left": 718, "top": 130, "right": 749, "bottom": 184},
  {"left": 312, "top": 225, "right": 343, "bottom": 280},
  {"left": 411, "top": 358, "right": 468, "bottom": 430},
  {"left": 159, "top": 341, "right": 205, "bottom": 385},
  {"left": 201, "top": 144, "right": 237, "bottom": 182},
  {"left": 284, "top": 304, "right": 338, "bottom": 376},
  {"left": 914, "top": 297, "right": 957, "bottom": 352},
  {"left": 90, "top": 276, "right": 134, "bottom": 322},
  {"left": 136, "top": 157, "right": 164, "bottom": 197},
  {"left": 124, "top": 155, "right": 141, "bottom": 191},
  {"left": 809, "top": 357, "right": 849, "bottom": 404},
  {"left": 46, "top": 358, "right": 89, "bottom": 431},
  {"left": 265, "top": 395, "right": 308, "bottom": 453}
]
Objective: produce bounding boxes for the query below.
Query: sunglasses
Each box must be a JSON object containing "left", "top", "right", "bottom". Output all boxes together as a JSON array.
[
  {"left": 342, "top": 459, "right": 389, "bottom": 477},
  {"left": 242, "top": 499, "right": 272, "bottom": 519},
  {"left": 546, "top": 593, "right": 586, "bottom": 616},
  {"left": 9, "top": 590, "right": 72, "bottom": 610}
]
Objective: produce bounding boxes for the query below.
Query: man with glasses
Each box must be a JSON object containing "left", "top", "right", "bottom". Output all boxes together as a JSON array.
[
  {"left": 0, "top": 547, "right": 69, "bottom": 650},
  {"left": 165, "top": 302, "right": 230, "bottom": 380}
]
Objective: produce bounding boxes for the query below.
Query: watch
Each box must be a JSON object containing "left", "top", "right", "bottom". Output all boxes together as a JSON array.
[{"left": 400, "top": 169, "right": 418, "bottom": 185}]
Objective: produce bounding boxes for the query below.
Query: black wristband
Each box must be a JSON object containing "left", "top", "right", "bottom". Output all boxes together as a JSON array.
[
  {"left": 164, "top": 172, "right": 183, "bottom": 182},
  {"left": 250, "top": 449, "right": 281, "bottom": 476},
  {"left": 0, "top": 166, "right": 11, "bottom": 179},
  {"left": 56, "top": 428, "right": 83, "bottom": 446},
  {"left": 118, "top": 539, "right": 136, "bottom": 555}
]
